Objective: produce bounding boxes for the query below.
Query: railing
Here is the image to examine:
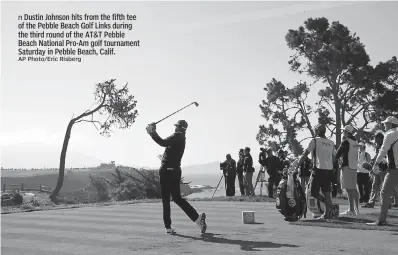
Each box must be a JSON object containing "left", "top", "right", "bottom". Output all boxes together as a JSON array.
[{"left": 2, "top": 184, "right": 53, "bottom": 193}]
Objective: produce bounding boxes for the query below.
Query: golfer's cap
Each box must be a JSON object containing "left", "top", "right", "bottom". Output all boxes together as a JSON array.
[
  {"left": 175, "top": 120, "right": 188, "bottom": 129},
  {"left": 382, "top": 116, "right": 398, "bottom": 126},
  {"left": 342, "top": 125, "right": 355, "bottom": 134},
  {"left": 266, "top": 148, "right": 272, "bottom": 153}
]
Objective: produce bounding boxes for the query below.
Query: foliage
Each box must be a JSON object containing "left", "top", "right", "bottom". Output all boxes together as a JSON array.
[
  {"left": 257, "top": 79, "right": 314, "bottom": 156},
  {"left": 284, "top": 17, "right": 398, "bottom": 146},
  {"left": 88, "top": 167, "right": 190, "bottom": 202},
  {"left": 12, "top": 191, "right": 23, "bottom": 205},
  {"left": 51, "top": 79, "right": 139, "bottom": 200},
  {"left": 258, "top": 17, "right": 398, "bottom": 152}
]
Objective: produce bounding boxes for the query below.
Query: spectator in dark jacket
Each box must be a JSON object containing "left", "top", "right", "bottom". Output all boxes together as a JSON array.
[
  {"left": 299, "top": 156, "right": 312, "bottom": 191},
  {"left": 237, "top": 149, "right": 245, "bottom": 196},
  {"left": 222, "top": 154, "right": 237, "bottom": 196},
  {"left": 263, "top": 149, "right": 281, "bottom": 198},
  {"left": 243, "top": 147, "right": 255, "bottom": 196}
]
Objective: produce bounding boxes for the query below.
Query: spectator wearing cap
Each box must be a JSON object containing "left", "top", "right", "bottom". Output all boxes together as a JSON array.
[
  {"left": 357, "top": 142, "right": 372, "bottom": 203},
  {"left": 335, "top": 125, "right": 360, "bottom": 216},
  {"left": 236, "top": 149, "right": 246, "bottom": 196},
  {"left": 368, "top": 116, "right": 398, "bottom": 226},
  {"left": 243, "top": 147, "right": 255, "bottom": 196}
]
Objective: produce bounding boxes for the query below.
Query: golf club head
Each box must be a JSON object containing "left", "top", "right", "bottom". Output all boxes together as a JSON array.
[{"left": 193, "top": 102, "right": 199, "bottom": 107}]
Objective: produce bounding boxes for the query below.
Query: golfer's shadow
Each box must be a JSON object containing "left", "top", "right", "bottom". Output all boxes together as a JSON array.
[{"left": 173, "top": 232, "right": 299, "bottom": 251}]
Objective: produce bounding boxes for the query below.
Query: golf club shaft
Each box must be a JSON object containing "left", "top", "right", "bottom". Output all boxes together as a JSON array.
[{"left": 155, "top": 102, "right": 195, "bottom": 125}]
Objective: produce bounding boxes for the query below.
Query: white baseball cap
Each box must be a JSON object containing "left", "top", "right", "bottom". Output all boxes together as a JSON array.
[
  {"left": 342, "top": 125, "right": 355, "bottom": 134},
  {"left": 382, "top": 116, "right": 398, "bottom": 126}
]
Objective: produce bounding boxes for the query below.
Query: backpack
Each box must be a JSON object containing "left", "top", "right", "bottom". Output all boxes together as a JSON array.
[{"left": 275, "top": 172, "right": 307, "bottom": 221}]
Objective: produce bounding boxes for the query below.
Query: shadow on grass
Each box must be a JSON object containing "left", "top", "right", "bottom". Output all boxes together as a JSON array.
[
  {"left": 173, "top": 232, "right": 299, "bottom": 251},
  {"left": 290, "top": 216, "right": 398, "bottom": 232}
]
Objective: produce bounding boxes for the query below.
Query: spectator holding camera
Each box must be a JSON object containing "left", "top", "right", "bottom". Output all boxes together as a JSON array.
[{"left": 221, "top": 154, "right": 237, "bottom": 196}]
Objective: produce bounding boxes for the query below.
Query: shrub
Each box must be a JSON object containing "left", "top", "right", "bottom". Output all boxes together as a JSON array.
[{"left": 12, "top": 191, "right": 23, "bottom": 205}]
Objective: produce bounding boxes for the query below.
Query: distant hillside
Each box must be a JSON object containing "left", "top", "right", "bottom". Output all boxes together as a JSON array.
[
  {"left": 181, "top": 162, "right": 263, "bottom": 186},
  {"left": 1, "top": 143, "right": 103, "bottom": 168}
]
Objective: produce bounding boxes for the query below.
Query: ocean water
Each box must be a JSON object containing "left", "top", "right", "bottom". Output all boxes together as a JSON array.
[{"left": 186, "top": 184, "right": 270, "bottom": 199}]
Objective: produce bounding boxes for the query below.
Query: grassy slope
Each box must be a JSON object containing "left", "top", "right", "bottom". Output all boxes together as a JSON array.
[{"left": 1, "top": 167, "right": 156, "bottom": 193}]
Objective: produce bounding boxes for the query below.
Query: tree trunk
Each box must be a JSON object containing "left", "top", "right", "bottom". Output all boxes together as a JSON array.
[
  {"left": 334, "top": 99, "right": 342, "bottom": 148},
  {"left": 50, "top": 119, "right": 75, "bottom": 201}
]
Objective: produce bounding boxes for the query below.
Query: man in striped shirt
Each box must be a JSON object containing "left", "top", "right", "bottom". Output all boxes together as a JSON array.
[{"left": 367, "top": 116, "right": 398, "bottom": 226}]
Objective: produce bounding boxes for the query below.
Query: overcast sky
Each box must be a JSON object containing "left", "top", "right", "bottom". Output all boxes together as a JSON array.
[{"left": 1, "top": 1, "right": 397, "bottom": 168}]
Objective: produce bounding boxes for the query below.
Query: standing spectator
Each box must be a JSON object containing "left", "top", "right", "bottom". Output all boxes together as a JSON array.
[
  {"left": 263, "top": 148, "right": 281, "bottom": 198},
  {"left": 335, "top": 125, "right": 360, "bottom": 216},
  {"left": 362, "top": 132, "right": 389, "bottom": 208},
  {"left": 357, "top": 143, "right": 372, "bottom": 203},
  {"left": 236, "top": 149, "right": 246, "bottom": 196},
  {"left": 222, "top": 154, "right": 237, "bottom": 196},
  {"left": 299, "top": 156, "right": 312, "bottom": 191},
  {"left": 243, "top": 147, "right": 255, "bottom": 196},
  {"left": 367, "top": 116, "right": 398, "bottom": 226}
]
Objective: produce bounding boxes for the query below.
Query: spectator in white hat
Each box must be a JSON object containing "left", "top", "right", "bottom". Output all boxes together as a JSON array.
[
  {"left": 367, "top": 116, "right": 398, "bottom": 226},
  {"left": 335, "top": 125, "right": 360, "bottom": 216},
  {"left": 357, "top": 142, "right": 372, "bottom": 203}
]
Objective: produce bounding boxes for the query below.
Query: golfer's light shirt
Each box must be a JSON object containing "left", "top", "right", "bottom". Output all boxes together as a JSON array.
[{"left": 374, "top": 128, "right": 398, "bottom": 169}]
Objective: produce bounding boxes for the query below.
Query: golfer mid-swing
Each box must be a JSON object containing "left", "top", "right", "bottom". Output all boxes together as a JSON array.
[{"left": 146, "top": 120, "right": 207, "bottom": 234}]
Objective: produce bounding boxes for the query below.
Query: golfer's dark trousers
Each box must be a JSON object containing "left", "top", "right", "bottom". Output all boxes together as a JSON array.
[
  {"left": 159, "top": 168, "right": 199, "bottom": 229},
  {"left": 226, "top": 171, "right": 236, "bottom": 196},
  {"left": 237, "top": 169, "right": 245, "bottom": 195},
  {"left": 268, "top": 173, "right": 280, "bottom": 198},
  {"left": 357, "top": 172, "right": 371, "bottom": 202}
]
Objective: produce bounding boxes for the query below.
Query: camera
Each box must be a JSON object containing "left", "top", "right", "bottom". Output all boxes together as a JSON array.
[{"left": 220, "top": 162, "right": 227, "bottom": 170}]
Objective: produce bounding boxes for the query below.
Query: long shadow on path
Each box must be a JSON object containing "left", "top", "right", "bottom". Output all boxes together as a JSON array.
[{"left": 173, "top": 233, "right": 299, "bottom": 251}]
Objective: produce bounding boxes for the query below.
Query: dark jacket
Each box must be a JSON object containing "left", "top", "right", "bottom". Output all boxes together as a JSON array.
[
  {"left": 299, "top": 157, "right": 312, "bottom": 177},
  {"left": 149, "top": 131, "right": 185, "bottom": 169},
  {"left": 264, "top": 155, "right": 280, "bottom": 176},
  {"left": 279, "top": 157, "right": 290, "bottom": 173},
  {"left": 237, "top": 155, "right": 244, "bottom": 174},
  {"left": 259, "top": 152, "right": 266, "bottom": 166},
  {"left": 243, "top": 154, "right": 254, "bottom": 173},
  {"left": 222, "top": 159, "right": 237, "bottom": 176}
]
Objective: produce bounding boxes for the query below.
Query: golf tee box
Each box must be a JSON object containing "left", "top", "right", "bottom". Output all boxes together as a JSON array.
[{"left": 242, "top": 211, "right": 255, "bottom": 224}]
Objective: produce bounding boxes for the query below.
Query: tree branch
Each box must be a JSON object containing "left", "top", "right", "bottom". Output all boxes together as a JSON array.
[
  {"left": 299, "top": 137, "right": 313, "bottom": 143},
  {"left": 319, "top": 96, "right": 336, "bottom": 115},
  {"left": 75, "top": 118, "right": 101, "bottom": 131},
  {"left": 75, "top": 95, "right": 107, "bottom": 121},
  {"left": 346, "top": 103, "right": 368, "bottom": 126}
]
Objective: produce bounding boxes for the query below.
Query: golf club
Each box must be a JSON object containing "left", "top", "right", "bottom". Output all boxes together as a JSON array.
[{"left": 155, "top": 102, "right": 199, "bottom": 125}]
